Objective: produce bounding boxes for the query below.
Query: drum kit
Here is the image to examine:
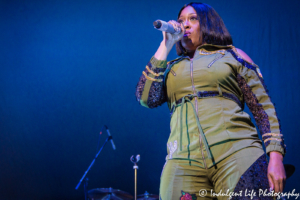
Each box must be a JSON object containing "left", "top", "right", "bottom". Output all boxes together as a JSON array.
[
  {"left": 78, "top": 154, "right": 159, "bottom": 200},
  {"left": 75, "top": 126, "right": 159, "bottom": 200},
  {"left": 87, "top": 189, "right": 159, "bottom": 200}
]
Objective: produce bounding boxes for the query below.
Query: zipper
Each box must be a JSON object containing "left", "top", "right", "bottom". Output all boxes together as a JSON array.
[
  {"left": 170, "top": 69, "right": 176, "bottom": 76},
  {"left": 189, "top": 58, "right": 208, "bottom": 169},
  {"left": 207, "top": 54, "right": 225, "bottom": 68}
]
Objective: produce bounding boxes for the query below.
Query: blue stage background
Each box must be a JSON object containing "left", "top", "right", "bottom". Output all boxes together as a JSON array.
[{"left": 0, "top": 0, "right": 299, "bottom": 199}]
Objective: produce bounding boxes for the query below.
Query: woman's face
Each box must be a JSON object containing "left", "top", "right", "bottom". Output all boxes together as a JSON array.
[{"left": 178, "top": 6, "right": 201, "bottom": 52}]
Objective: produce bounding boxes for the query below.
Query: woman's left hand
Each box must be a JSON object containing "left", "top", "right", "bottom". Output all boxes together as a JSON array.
[{"left": 267, "top": 151, "right": 286, "bottom": 194}]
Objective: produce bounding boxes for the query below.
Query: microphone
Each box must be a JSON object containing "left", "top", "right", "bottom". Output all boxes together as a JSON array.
[
  {"left": 104, "top": 125, "right": 116, "bottom": 150},
  {"left": 153, "top": 20, "right": 182, "bottom": 34}
]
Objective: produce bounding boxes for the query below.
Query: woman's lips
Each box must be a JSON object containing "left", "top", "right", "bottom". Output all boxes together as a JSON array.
[{"left": 184, "top": 32, "right": 191, "bottom": 37}]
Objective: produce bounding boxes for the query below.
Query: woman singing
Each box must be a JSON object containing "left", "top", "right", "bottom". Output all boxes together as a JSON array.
[{"left": 135, "top": 2, "right": 286, "bottom": 199}]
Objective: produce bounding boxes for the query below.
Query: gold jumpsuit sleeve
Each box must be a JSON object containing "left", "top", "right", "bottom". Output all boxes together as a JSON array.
[
  {"left": 229, "top": 48, "right": 286, "bottom": 156},
  {"left": 135, "top": 56, "right": 168, "bottom": 108}
]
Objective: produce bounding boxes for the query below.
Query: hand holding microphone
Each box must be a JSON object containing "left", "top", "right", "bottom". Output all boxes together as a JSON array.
[
  {"left": 153, "top": 19, "right": 185, "bottom": 61},
  {"left": 153, "top": 19, "right": 185, "bottom": 45},
  {"left": 153, "top": 20, "right": 183, "bottom": 34}
]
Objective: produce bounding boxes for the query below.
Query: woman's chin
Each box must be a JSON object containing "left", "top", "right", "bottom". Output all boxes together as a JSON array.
[
  {"left": 182, "top": 40, "right": 202, "bottom": 50},
  {"left": 182, "top": 43, "right": 195, "bottom": 51}
]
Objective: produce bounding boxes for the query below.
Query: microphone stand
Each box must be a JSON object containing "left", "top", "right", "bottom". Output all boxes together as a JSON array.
[
  {"left": 130, "top": 155, "right": 140, "bottom": 200},
  {"left": 75, "top": 136, "right": 112, "bottom": 199}
]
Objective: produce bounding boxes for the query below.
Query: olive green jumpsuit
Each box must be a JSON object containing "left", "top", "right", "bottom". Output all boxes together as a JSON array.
[{"left": 135, "top": 44, "right": 285, "bottom": 200}]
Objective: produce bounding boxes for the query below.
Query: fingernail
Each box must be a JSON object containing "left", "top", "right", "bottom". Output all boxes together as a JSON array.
[{"left": 269, "top": 187, "right": 273, "bottom": 191}]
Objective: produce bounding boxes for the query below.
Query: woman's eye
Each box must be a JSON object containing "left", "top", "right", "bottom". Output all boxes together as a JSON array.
[
  {"left": 190, "top": 17, "right": 198, "bottom": 21},
  {"left": 177, "top": 19, "right": 183, "bottom": 23}
]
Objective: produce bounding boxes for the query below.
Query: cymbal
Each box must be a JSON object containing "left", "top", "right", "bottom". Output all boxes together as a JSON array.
[
  {"left": 88, "top": 187, "right": 133, "bottom": 200},
  {"left": 137, "top": 191, "right": 159, "bottom": 200},
  {"left": 284, "top": 164, "right": 295, "bottom": 179}
]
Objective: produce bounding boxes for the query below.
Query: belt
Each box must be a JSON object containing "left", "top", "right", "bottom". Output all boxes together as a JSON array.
[
  {"left": 177, "top": 94, "right": 213, "bottom": 160},
  {"left": 170, "top": 91, "right": 242, "bottom": 116},
  {"left": 171, "top": 91, "right": 242, "bottom": 161}
]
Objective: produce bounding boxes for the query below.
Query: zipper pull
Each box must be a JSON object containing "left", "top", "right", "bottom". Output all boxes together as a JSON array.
[{"left": 170, "top": 69, "right": 176, "bottom": 76}]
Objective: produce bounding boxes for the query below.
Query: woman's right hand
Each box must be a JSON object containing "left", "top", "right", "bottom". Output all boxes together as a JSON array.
[
  {"left": 154, "top": 20, "right": 185, "bottom": 60},
  {"left": 162, "top": 20, "right": 185, "bottom": 47}
]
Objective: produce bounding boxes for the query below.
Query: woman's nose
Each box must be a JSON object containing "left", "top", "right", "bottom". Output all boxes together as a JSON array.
[{"left": 183, "top": 19, "right": 190, "bottom": 28}]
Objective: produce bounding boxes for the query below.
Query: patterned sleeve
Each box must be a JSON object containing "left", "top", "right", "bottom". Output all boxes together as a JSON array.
[
  {"left": 229, "top": 49, "right": 286, "bottom": 156},
  {"left": 135, "top": 56, "right": 168, "bottom": 108}
]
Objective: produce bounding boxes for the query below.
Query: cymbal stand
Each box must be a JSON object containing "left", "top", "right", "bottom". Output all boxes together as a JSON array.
[
  {"left": 130, "top": 155, "right": 140, "bottom": 200},
  {"left": 83, "top": 178, "right": 88, "bottom": 200}
]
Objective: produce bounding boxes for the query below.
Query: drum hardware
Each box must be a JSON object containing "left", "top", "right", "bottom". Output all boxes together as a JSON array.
[
  {"left": 88, "top": 187, "right": 133, "bottom": 200},
  {"left": 130, "top": 155, "right": 140, "bottom": 200},
  {"left": 83, "top": 178, "right": 89, "bottom": 200},
  {"left": 137, "top": 191, "right": 159, "bottom": 200},
  {"left": 75, "top": 125, "right": 115, "bottom": 200}
]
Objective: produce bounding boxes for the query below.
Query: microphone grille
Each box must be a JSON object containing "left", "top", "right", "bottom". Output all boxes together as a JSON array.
[{"left": 153, "top": 20, "right": 162, "bottom": 28}]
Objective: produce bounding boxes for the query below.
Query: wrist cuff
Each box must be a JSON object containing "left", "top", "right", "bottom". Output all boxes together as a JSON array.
[{"left": 150, "top": 56, "right": 167, "bottom": 69}]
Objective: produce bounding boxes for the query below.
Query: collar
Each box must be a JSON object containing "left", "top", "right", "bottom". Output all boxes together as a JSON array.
[
  {"left": 197, "top": 43, "right": 234, "bottom": 50},
  {"left": 194, "top": 44, "right": 235, "bottom": 59}
]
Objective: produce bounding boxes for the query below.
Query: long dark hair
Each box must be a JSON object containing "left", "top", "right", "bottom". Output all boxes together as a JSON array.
[{"left": 176, "top": 2, "right": 233, "bottom": 56}]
